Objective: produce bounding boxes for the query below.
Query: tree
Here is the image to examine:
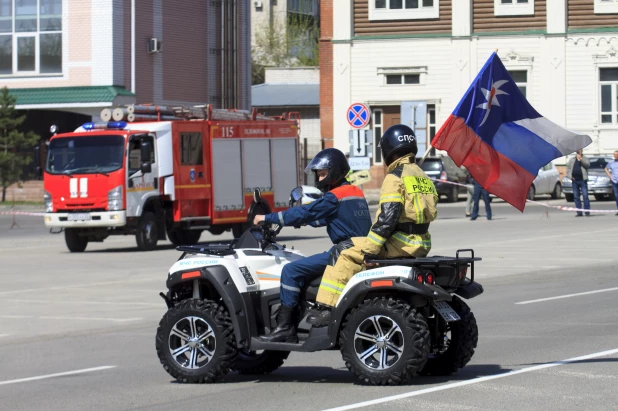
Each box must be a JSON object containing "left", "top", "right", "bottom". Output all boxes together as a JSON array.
[
  {"left": 252, "top": 13, "right": 320, "bottom": 85},
  {"left": 0, "top": 87, "right": 39, "bottom": 202}
]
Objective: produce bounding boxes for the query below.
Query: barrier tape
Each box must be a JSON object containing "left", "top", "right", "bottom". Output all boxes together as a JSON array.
[{"left": 428, "top": 177, "right": 618, "bottom": 214}]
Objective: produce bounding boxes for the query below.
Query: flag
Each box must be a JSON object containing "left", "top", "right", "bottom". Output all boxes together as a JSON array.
[{"left": 431, "top": 52, "right": 592, "bottom": 212}]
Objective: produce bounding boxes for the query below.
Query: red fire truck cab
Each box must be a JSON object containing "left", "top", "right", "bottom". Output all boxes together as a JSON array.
[{"left": 42, "top": 105, "right": 301, "bottom": 252}]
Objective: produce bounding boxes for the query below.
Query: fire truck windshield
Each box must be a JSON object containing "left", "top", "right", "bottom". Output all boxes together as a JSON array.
[{"left": 46, "top": 135, "right": 125, "bottom": 175}]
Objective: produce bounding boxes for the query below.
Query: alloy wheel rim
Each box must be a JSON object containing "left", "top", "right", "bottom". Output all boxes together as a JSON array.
[
  {"left": 353, "top": 315, "right": 404, "bottom": 370},
  {"left": 168, "top": 316, "right": 216, "bottom": 369}
]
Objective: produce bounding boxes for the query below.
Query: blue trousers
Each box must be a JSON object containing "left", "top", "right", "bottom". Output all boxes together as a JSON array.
[
  {"left": 572, "top": 180, "right": 590, "bottom": 216},
  {"left": 612, "top": 181, "right": 618, "bottom": 210},
  {"left": 280, "top": 247, "right": 332, "bottom": 307},
  {"left": 471, "top": 182, "right": 492, "bottom": 220}
]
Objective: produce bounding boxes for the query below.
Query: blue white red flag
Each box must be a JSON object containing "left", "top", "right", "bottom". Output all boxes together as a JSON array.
[{"left": 431, "top": 52, "right": 592, "bottom": 211}]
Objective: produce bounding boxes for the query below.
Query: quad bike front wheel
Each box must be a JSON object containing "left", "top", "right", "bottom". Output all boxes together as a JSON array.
[
  {"left": 156, "top": 299, "right": 238, "bottom": 383},
  {"left": 231, "top": 350, "right": 290, "bottom": 375},
  {"left": 419, "top": 296, "right": 478, "bottom": 376},
  {"left": 339, "top": 297, "right": 430, "bottom": 386}
]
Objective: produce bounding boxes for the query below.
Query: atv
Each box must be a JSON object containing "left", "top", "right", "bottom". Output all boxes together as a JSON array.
[{"left": 155, "top": 188, "right": 484, "bottom": 386}]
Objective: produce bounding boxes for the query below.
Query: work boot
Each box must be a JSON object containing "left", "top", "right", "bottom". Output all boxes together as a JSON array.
[
  {"left": 258, "top": 305, "right": 298, "bottom": 343},
  {"left": 307, "top": 306, "right": 332, "bottom": 327}
]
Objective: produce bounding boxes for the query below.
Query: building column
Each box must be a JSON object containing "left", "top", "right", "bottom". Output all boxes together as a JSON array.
[
  {"left": 542, "top": 0, "right": 567, "bottom": 126},
  {"left": 319, "top": 0, "right": 334, "bottom": 148}
]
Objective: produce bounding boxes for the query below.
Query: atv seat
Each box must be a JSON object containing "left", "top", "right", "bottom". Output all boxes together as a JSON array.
[{"left": 308, "top": 276, "right": 323, "bottom": 288}]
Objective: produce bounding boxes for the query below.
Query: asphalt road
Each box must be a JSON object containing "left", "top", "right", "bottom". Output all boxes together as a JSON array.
[{"left": 1, "top": 197, "right": 617, "bottom": 410}]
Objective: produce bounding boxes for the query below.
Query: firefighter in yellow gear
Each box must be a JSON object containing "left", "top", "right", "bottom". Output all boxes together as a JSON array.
[{"left": 307, "top": 124, "right": 438, "bottom": 325}]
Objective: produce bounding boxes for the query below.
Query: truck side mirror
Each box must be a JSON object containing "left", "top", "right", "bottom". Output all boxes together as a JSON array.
[
  {"left": 140, "top": 162, "right": 152, "bottom": 174},
  {"left": 140, "top": 141, "right": 153, "bottom": 174},
  {"left": 140, "top": 141, "right": 152, "bottom": 163}
]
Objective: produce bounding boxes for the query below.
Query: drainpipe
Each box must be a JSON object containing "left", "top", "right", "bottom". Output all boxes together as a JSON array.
[{"left": 131, "top": 0, "right": 136, "bottom": 94}]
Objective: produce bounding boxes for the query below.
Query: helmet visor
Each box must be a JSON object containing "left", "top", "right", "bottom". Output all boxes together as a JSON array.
[{"left": 304, "top": 155, "right": 333, "bottom": 174}]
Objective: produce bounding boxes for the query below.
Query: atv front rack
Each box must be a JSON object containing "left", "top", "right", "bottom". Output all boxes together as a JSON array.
[
  {"left": 364, "top": 249, "right": 481, "bottom": 283},
  {"left": 176, "top": 242, "right": 237, "bottom": 259}
]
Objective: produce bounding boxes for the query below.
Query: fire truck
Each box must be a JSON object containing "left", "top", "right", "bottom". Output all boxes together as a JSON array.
[{"left": 40, "top": 105, "right": 301, "bottom": 252}]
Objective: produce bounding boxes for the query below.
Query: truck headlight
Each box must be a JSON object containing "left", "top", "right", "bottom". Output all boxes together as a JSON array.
[
  {"left": 44, "top": 190, "right": 53, "bottom": 212},
  {"left": 597, "top": 176, "right": 610, "bottom": 184},
  {"left": 108, "top": 186, "right": 123, "bottom": 211},
  {"left": 562, "top": 176, "right": 571, "bottom": 183}
]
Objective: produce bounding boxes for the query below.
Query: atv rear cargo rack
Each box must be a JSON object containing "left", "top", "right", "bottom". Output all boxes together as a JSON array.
[
  {"left": 176, "top": 241, "right": 237, "bottom": 259},
  {"left": 364, "top": 249, "right": 481, "bottom": 283}
]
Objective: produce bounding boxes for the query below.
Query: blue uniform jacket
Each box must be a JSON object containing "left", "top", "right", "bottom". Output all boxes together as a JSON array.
[{"left": 265, "top": 183, "right": 372, "bottom": 244}]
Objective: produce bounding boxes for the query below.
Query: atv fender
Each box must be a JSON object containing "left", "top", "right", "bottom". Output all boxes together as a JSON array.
[
  {"left": 328, "top": 277, "right": 452, "bottom": 346},
  {"left": 166, "top": 265, "right": 251, "bottom": 348},
  {"left": 454, "top": 280, "right": 484, "bottom": 299}
]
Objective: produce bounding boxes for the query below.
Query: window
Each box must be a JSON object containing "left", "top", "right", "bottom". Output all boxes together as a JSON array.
[
  {"left": 379, "top": 66, "right": 427, "bottom": 86},
  {"left": 181, "top": 132, "right": 203, "bottom": 165},
  {"left": 0, "top": 0, "right": 62, "bottom": 76},
  {"left": 372, "top": 109, "right": 383, "bottom": 164},
  {"left": 128, "top": 135, "right": 155, "bottom": 176},
  {"left": 385, "top": 74, "right": 420, "bottom": 85},
  {"left": 494, "top": 0, "right": 534, "bottom": 16},
  {"left": 508, "top": 70, "right": 528, "bottom": 97},
  {"left": 369, "top": 0, "right": 439, "bottom": 21},
  {"left": 600, "top": 68, "right": 618, "bottom": 125},
  {"left": 594, "top": 0, "right": 618, "bottom": 14}
]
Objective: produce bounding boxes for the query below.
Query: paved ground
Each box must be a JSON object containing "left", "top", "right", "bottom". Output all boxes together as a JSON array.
[{"left": 1, "top": 197, "right": 617, "bottom": 410}]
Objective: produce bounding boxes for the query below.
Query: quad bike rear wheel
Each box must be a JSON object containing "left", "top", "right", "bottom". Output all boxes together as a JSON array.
[
  {"left": 419, "top": 296, "right": 478, "bottom": 376},
  {"left": 156, "top": 299, "right": 237, "bottom": 383},
  {"left": 339, "top": 297, "right": 430, "bottom": 386},
  {"left": 231, "top": 350, "right": 290, "bottom": 375}
]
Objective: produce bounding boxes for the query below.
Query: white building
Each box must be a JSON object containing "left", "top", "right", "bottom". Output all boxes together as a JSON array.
[{"left": 319, "top": 0, "right": 618, "bottom": 189}]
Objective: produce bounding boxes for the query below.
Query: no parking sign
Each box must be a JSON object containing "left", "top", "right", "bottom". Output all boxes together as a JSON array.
[{"left": 347, "top": 103, "right": 371, "bottom": 129}]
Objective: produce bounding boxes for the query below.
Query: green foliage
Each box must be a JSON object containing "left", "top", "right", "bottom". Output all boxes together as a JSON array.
[
  {"left": 0, "top": 87, "right": 40, "bottom": 202},
  {"left": 252, "top": 13, "right": 320, "bottom": 85}
]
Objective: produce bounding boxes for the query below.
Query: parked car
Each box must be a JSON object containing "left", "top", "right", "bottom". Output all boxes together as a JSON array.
[
  {"left": 562, "top": 156, "right": 615, "bottom": 202},
  {"left": 527, "top": 162, "right": 563, "bottom": 200},
  {"left": 417, "top": 156, "right": 469, "bottom": 202}
]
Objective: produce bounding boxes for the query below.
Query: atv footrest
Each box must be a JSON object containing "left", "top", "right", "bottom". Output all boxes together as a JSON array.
[{"left": 250, "top": 326, "right": 332, "bottom": 352}]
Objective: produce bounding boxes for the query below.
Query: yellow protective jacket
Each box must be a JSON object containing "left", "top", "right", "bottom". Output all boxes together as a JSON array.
[
  {"left": 363, "top": 153, "right": 438, "bottom": 258},
  {"left": 315, "top": 153, "right": 439, "bottom": 307}
]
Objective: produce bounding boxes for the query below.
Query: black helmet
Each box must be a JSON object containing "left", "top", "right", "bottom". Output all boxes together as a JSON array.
[
  {"left": 304, "top": 148, "right": 350, "bottom": 192},
  {"left": 379, "top": 124, "right": 418, "bottom": 166}
]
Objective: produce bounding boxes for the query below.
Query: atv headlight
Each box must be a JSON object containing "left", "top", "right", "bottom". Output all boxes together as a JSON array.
[
  {"left": 44, "top": 190, "right": 53, "bottom": 213},
  {"left": 108, "top": 185, "right": 123, "bottom": 211}
]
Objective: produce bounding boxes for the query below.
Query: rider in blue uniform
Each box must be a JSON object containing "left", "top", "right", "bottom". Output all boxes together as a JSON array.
[{"left": 253, "top": 148, "right": 372, "bottom": 343}]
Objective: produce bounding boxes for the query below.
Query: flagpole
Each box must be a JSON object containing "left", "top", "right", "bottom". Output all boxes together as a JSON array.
[{"left": 417, "top": 146, "right": 432, "bottom": 167}]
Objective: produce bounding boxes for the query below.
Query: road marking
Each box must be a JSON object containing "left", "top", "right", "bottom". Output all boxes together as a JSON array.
[
  {"left": 7, "top": 299, "right": 161, "bottom": 307},
  {"left": 40, "top": 316, "right": 143, "bottom": 322},
  {"left": 0, "top": 315, "right": 142, "bottom": 322},
  {"left": 0, "top": 366, "right": 116, "bottom": 387},
  {"left": 0, "top": 278, "right": 159, "bottom": 296},
  {"left": 322, "top": 347, "right": 618, "bottom": 411},
  {"left": 515, "top": 287, "right": 618, "bottom": 305}
]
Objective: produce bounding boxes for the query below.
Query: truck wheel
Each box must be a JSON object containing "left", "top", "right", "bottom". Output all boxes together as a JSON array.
[
  {"left": 156, "top": 299, "right": 238, "bottom": 384},
  {"left": 136, "top": 212, "right": 158, "bottom": 251},
  {"left": 447, "top": 186, "right": 458, "bottom": 203},
  {"left": 339, "top": 297, "right": 430, "bottom": 386},
  {"left": 419, "top": 296, "right": 478, "bottom": 376},
  {"left": 167, "top": 229, "right": 182, "bottom": 245},
  {"left": 65, "top": 228, "right": 88, "bottom": 252},
  {"left": 231, "top": 350, "right": 290, "bottom": 375},
  {"left": 181, "top": 230, "right": 202, "bottom": 245}
]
